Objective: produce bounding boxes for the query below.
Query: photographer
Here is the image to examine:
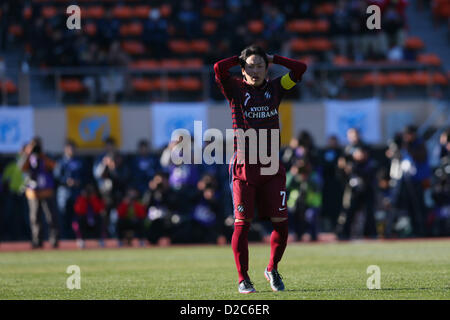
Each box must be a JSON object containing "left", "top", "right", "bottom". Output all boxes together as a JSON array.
[
  {"left": 337, "top": 144, "right": 377, "bottom": 240},
  {"left": 142, "top": 172, "right": 179, "bottom": 245},
  {"left": 393, "top": 125, "right": 430, "bottom": 237},
  {"left": 430, "top": 130, "right": 450, "bottom": 236},
  {"left": 116, "top": 187, "right": 146, "bottom": 247},
  {"left": 20, "top": 137, "right": 59, "bottom": 249},
  {"left": 286, "top": 159, "right": 322, "bottom": 242},
  {"left": 93, "top": 137, "right": 129, "bottom": 238}
]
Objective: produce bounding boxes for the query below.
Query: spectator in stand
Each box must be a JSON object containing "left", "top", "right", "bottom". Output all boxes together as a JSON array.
[
  {"left": 93, "top": 137, "right": 129, "bottom": 238},
  {"left": 73, "top": 183, "right": 105, "bottom": 248},
  {"left": 336, "top": 145, "right": 378, "bottom": 240},
  {"left": 116, "top": 187, "right": 147, "bottom": 246},
  {"left": 382, "top": 2, "right": 406, "bottom": 49},
  {"left": 142, "top": 8, "right": 169, "bottom": 59},
  {"left": 331, "top": 0, "right": 353, "bottom": 58},
  {"left": 189, "top": 174, "right": 223, "bottom": 243},
  {"left": 394, "top": 125, "right": 431, "bottom": 237},
  {"left": 286, "top": 158, "right": 322, "bottom": 241},
  {"left": 281, "top": 131, "right": 319, "bottom": 172},
  {"left": 100, "top": 41, "right": 131, "bottom": 102},
  {"left": 20, "top": 137, "right": 59, "bottom": 249},
  {"left": 430, "top": 129, "right": 450, "bottom": 236},
  {"left": 160, "top": 136, "right": 200, "bottom": 208},
  {"left": 96, "top": 8, "right": 121, "bottom": 49},
  {"left": 1, "top": 146, "right": 27, "bottom": 241},
  {"left": 320, "top": 135, "right": 344, "bottom": 231},
  {"left": 175, "top": 0, "right": 202, "bottom": 39},
  {"left": 54, "top": 140, "right": 86, "bottom": 239},
  {"left": 142, "top": 172, "right": 179, "bottom": 245},
  {"left": 130, "top": 139, "right": 159, "bottom": 195},
  {"left": 262, "top": 4, "right": 286, "bottom": 52}
]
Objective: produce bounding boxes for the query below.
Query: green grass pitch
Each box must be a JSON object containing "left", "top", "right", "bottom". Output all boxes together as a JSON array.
[{"left": 0, "top": 240, "right": 449, "bottom": 300}]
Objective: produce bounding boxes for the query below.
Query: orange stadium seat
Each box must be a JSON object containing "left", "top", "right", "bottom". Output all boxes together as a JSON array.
[
  {"left": 129, "top": 59, "right": 158, "bottom": 69},
  {"left": 159, "top": 4, "right": 172, "bottom": 18},
  {"left": 84, "top": 23, "right": 97, "bottom": 36},
  {"left": 23, "top": 6, "right": 32, "bottom": 20},
  {"left": 42, "top": 6, "right": 58, "bottom": 19},
  {"left": 248, "top": 20, "right": 264, "bottom": 34},
  {"left": 432, "top": 72, "right": 448, "bottom": 85},
  {"left": 161, "top": 59, "right": 184, "bottom": 69},
  {"left": 290, "top": 39, "right": 310, "bottom": 52},
  {"left": 404, "top": 37, "right": 425, "bottom": 51},
  {"left": 121, "top": 41, "right": 146, "bottom": 55},
  {"left": 120, "top": 22, "right": 143, "bottom": 36},
  {"left": 112, "top": 6, "right": 133, "bottom": 19},
  {"left": 155, "top": 77, "right": 178, "bottom": 91},
  {"left": 313, "top": 20, "right": 330, "bottom": 33},
  {"left": 309, "top": 38, "right": 333, "bottom": 51},
  {"left": 201, "top": 7, "right": 224, "bottom": 19},
  {"left": 83, "top": 6, "right": 105, "bottom": 19},
  {"left": 386, "top": 72, "right": 412, "bottom": 86},
  {"left": 134, "top": 6, "right": 151, "bottom": 19},
  {"left": 361, "top": 73, "right": 389, "bottom": 87},
  {"left": 132, "top": 78, "right": 155, "bottom": 92},
  {"left": 168, "top": 40, "right": 191, "bottom": 54},
  {"left": 203, "top": 21, "right": 218, "bottom": 35},
  {"left": 314, "top": 3, "right": 336, "bottom": 16},
  {"left": 0, "top": 80, "right": 17, "bottom": 94},
  {"left": 287, "top": 20, "right": 314, "bottom": 33},
  {"left": 178, "top": 77, "right": 203, "bottom": 91},
  {"left": 190, "top": 39, "right": 210, "bottom": 54},
  {"left": 184, "top": 58, "right": 204, "bottom": 68},
  {"left": 60, "top": 79, "right": 85, "bottom": 93},
  {"left": 411, "top": 71, "right": 431, "bottom": 86},
  {"left": 333, "top": 55, "right": 350, "bottom": 66},
  {"left": 8, "top": 25, "right": 24, "bottom": 37},
  {"left": 417, "top": 53, "right": 442, "bottom": 66}
]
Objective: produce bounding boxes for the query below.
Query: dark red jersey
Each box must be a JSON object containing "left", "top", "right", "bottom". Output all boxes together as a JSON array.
[{"left": 214, "top": 55, "right": 307, "bottom": 165}]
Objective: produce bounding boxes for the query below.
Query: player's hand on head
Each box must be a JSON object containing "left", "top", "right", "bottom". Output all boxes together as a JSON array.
[{"left": 266, "top": 54, "right": 273, "bottom": 63}]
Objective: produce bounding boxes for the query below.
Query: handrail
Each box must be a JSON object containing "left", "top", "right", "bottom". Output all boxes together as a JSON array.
[{"left": 1, "top": 62, "right": 447, "bottom": 106}]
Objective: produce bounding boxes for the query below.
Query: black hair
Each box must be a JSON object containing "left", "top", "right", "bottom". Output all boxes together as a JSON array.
[
  {"left": 239, "top": 45, "right": 268, "bottom": 69},
  {"left": 138, "top": 139, "right": 149, "bottom": 148},
  {"left": 104, "top": 136, "right": 116, "bottom": 145},
  {"left": 405, "top": 125, "right": 418, "bottom": 134},
  {"left": 65, "top": 139, "right": 76, "bottom": 148}
]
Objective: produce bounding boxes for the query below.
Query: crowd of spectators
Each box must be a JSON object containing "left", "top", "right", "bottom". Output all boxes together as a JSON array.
[
  {"left": 1, "top": 124, "right": 449, "bottom": 248},
  {"left": 1, "top": 0, "right": 413, "bottom": 68}
]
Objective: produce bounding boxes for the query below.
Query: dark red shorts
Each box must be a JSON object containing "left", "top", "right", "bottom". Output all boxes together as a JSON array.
[{"left": 229, "top": 154, "right": 287, "bottom": 220}]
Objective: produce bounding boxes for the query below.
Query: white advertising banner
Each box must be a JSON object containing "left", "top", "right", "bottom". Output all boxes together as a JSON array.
[
  {"left": 151, "top": 102, "right": 208, "bottom": 149},
  {"left": 0, "top": 107, "right": 34, "bottom": 153},
  {"left": 324, "top": 98, "right": 381, "bottom": 144}
]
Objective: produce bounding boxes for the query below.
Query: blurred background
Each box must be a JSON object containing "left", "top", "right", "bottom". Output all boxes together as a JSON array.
[{"left": 0, "top": 0, "right": 449, "bottom": 248}]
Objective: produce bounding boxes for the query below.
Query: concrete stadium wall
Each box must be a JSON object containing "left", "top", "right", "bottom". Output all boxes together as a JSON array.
[{"left": 33, "top": 100, "right": 435, "bottom": 154}]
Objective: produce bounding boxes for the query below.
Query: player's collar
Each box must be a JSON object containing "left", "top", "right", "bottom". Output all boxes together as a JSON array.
[{"left": 243, "top": 78, "right": 268, "bottom": 90}]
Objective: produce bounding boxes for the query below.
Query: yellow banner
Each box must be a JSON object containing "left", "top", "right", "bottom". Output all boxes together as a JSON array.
[
  {"left": 66, "top": 105, "right": 121, "bottom": 148},
  {"left": 279, "top": 102, "right": 293, "bottom": 147}
]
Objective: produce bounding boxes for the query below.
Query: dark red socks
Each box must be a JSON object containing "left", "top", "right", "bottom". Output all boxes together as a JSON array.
[
  {"left": 232, "top": 221, "right": 250, "bottom": 283},
  {"left": 267, "top": 220, "right": 289, "bottom": 272}
]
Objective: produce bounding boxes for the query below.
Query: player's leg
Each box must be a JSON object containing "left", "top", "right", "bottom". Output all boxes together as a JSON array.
[
  {"left": 230, "top": 178, "right": 256, "bottom": 293},
  {"left": 264, "top": 217, "right": 288, "bottom": 292},
  {"left": 257, "top": 172, "right": 288, "bottom": 291}
]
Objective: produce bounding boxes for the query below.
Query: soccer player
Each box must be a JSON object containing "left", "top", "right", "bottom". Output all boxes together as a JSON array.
[{"left": 214, "top": 45, "right": 307, "bottom": 293}]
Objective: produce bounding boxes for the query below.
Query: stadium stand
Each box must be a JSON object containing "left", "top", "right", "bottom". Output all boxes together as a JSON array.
[
  {"left": 0, "top": 0, "right": 448, "bottom": 104},
  {"left": 0, "top": 0, "right": 449, "bottom": 247}
]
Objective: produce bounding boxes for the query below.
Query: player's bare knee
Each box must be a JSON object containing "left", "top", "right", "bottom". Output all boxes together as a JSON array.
[{"left": 235, "top": 218, "right": 252, "bottom": 223}]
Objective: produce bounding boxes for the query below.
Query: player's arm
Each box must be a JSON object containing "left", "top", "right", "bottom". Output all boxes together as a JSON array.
[
  {"left": 213, "top": 56, "right": 240, "bottom": 100},
  {"left": 270, "top": 54, "right": 307, "bottom": 90}
]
